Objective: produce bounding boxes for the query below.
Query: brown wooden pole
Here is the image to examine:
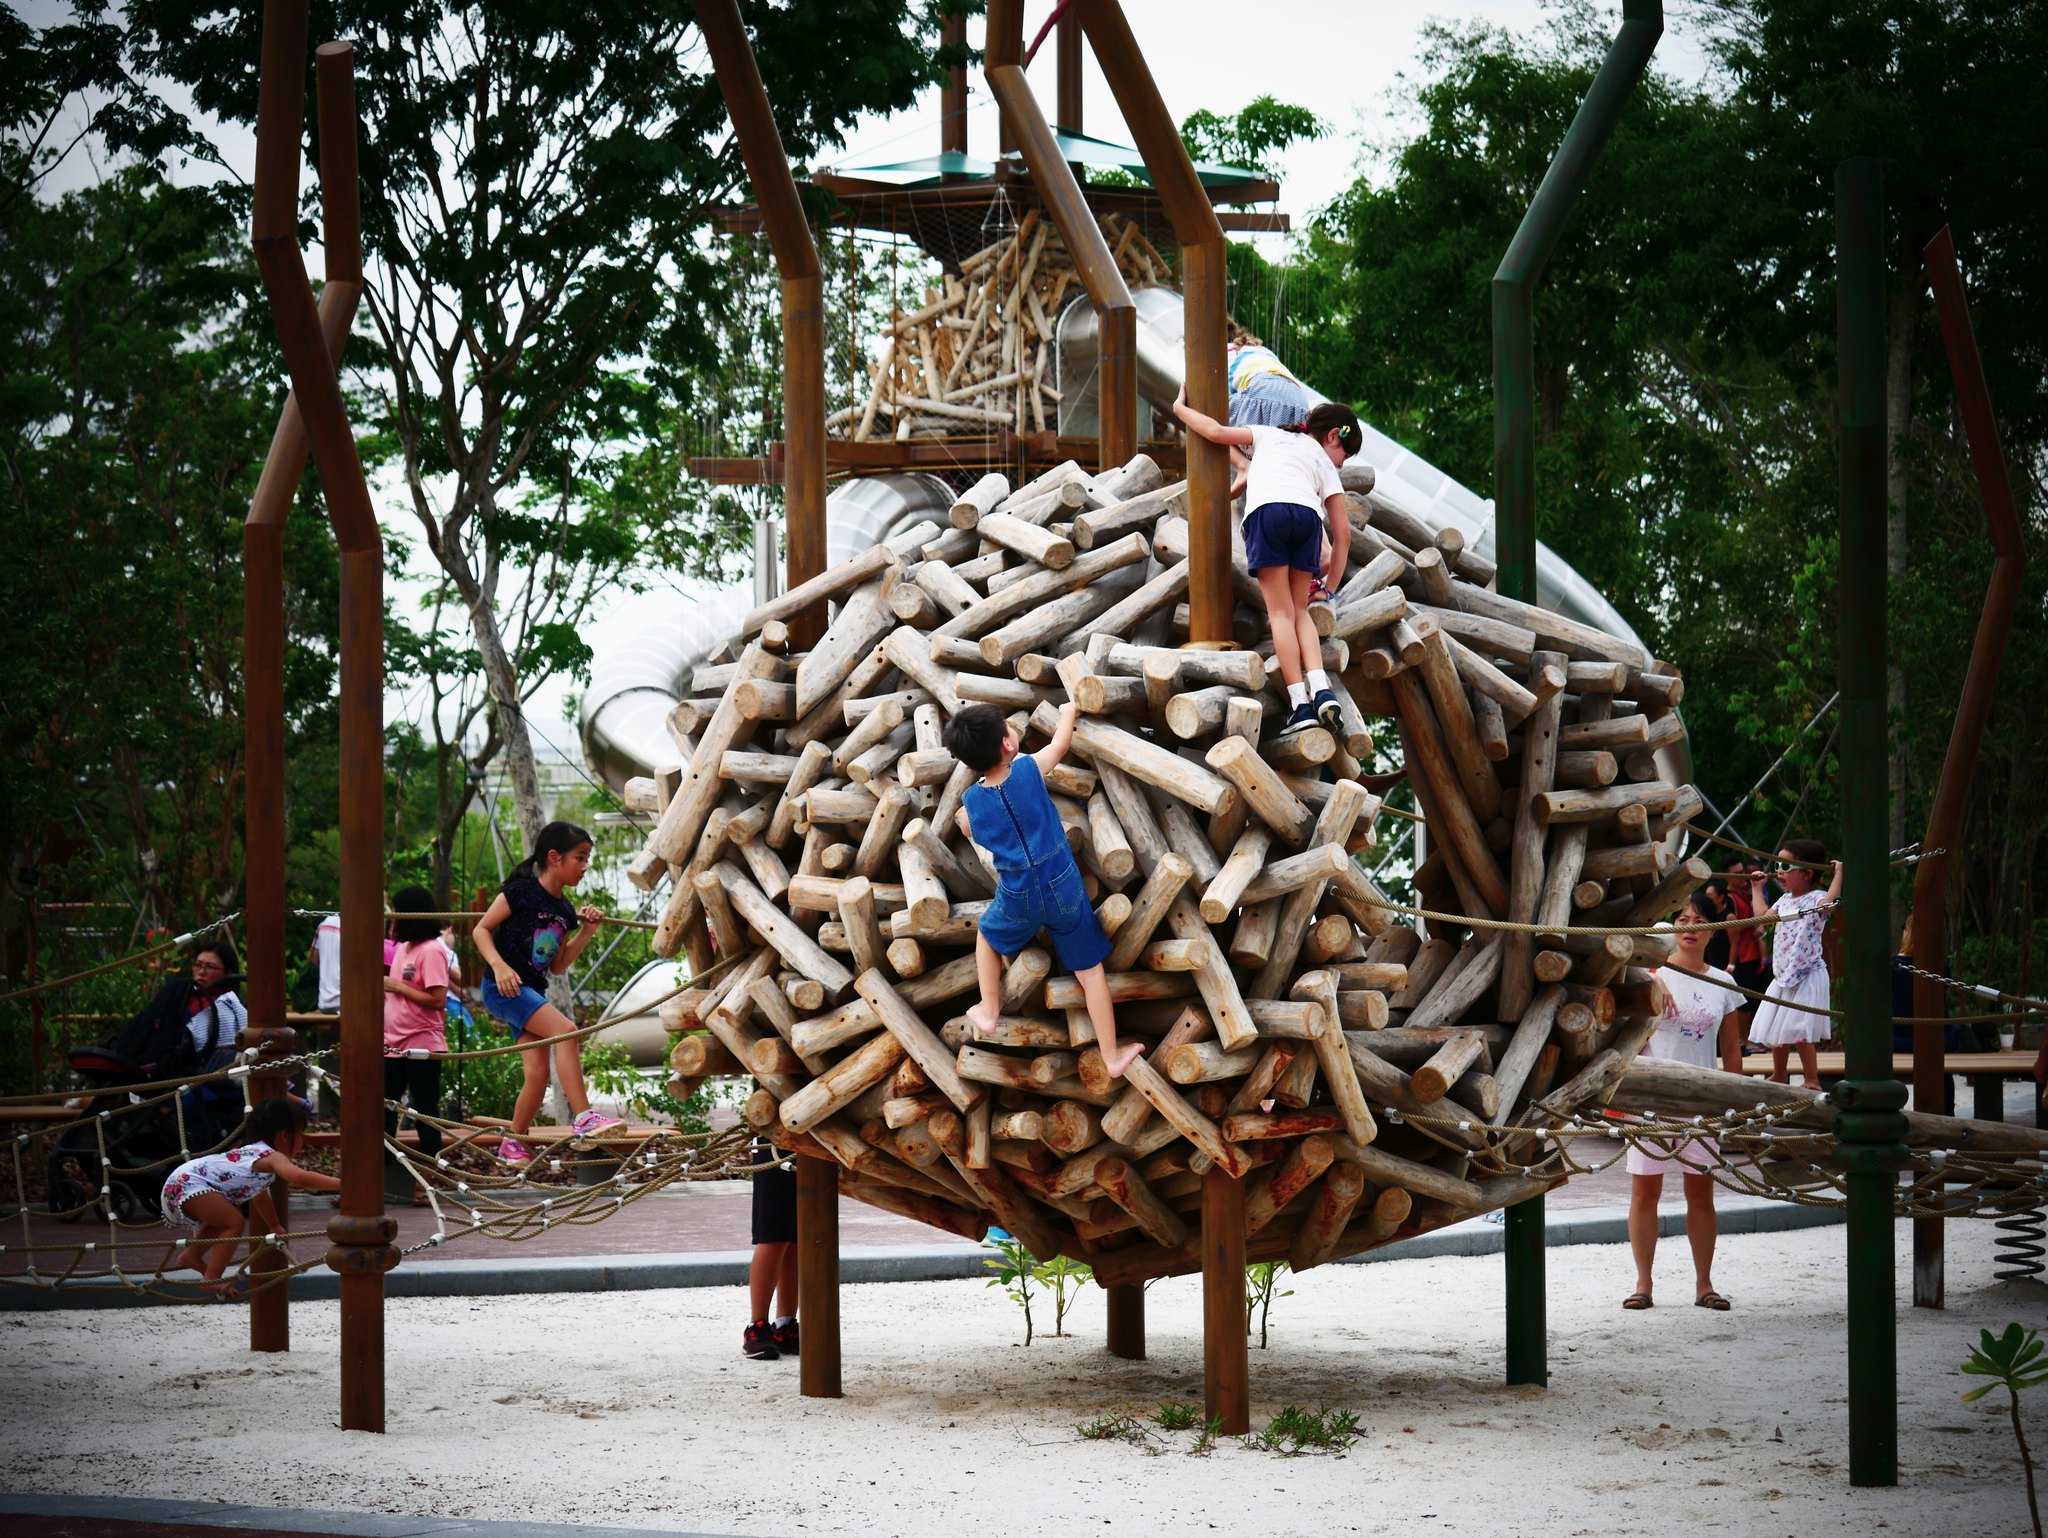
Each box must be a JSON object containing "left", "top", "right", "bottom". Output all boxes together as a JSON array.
[
  {"left": 1056, "top": 10, "right": 1084, "bottom": 132},
  {"left": 796, "top": 1153, "right": 842, "bottom": 1397},
  {"left": 698, "top": 0, "right": 827, "bottom": 649},
  {"left": 1074, "top": 0, "right": 1229, "bottom": 642},
  {"left": 241, "top": 35, "right": 365, "bottom": 1359},
  {"left": 1105, "top": 1281, "right": 1145, "bottom": 1359},
  {"left": 1200, "top": 1166, "right": 1250, "bottom": 1433},
  {"left": 986, "top": 0, "right": 1135, "bottom": 470},
  {"left": 940, "top": 12, "right": 968, "bottom": 157},
  {"left": 253, "top": 0, "right": 393, "bottom": 1430},
  {"left": 1909, "top": 226, "right": 2026, "bottom": 1310}
]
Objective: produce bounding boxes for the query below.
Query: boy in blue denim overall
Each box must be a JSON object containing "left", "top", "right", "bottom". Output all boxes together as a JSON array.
[{"left": 942, "top": 703, "right": 1145, "bottom": 1079}]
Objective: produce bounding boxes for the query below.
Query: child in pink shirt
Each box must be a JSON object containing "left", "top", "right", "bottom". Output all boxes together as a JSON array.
[{"left": 383, "top": 886, "right": 450, "bottom": 1199}]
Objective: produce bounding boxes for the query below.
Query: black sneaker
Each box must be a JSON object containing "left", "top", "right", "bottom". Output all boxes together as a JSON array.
[
  {"left": 1278, "top": 702, "right": 1318, "bottom": 734},
  {"left": 1313, "top": 689, "right": 1344, "bottom": 734},
  {"left": 742, "top": 1321, "right": 780, "bottom": 1360},
  {"left": 771, "top": 1318, "right": 800, "bottom": 1356}
]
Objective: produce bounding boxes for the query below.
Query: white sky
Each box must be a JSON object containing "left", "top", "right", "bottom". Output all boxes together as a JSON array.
[{"left": 23, "top": 0, "right": 1720, "bottom": 762}]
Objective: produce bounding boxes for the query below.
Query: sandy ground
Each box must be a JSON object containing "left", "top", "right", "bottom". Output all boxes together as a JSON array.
[{"left": 1, "top": 1222, "right": 2040, "bottom": 1538}]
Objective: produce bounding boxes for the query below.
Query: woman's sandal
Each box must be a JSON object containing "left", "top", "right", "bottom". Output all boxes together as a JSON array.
[
  {"left": 1622, "top": 1292, "right": 1654, "bottom": 1310},
  {"left": 1695, "top": 1291, "right": 1732, "bottom": 1311}
]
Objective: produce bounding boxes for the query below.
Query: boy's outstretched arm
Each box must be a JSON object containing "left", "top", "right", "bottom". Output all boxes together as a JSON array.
[
  {"left": 1032, "top": 701, "right": 1079, "bottom": 777},
  {"left": 1172, "top": 388, "right": 1255, "bottom": 449}
]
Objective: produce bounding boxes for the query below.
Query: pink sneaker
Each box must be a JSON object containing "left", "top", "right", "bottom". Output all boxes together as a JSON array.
[
  {"left": 572, "top": 1109, "right": 624, "bottom": 1138},
  {"left": 497, "top": 1135, "right": 533, "bottom": 1166}
]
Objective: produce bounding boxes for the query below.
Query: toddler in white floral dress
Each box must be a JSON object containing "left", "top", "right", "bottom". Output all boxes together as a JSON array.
[{"left": 161, "top": 1097, "right": 340, "bottom": 1295}]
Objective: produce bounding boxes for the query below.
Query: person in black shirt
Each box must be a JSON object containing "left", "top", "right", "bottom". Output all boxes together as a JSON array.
[{"left": 472, "top": 821, "right": 622, "bottom": 1165}]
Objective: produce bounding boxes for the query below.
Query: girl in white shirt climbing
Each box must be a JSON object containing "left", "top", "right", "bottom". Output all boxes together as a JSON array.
[{"left": 1171, "top": 390, "right": 1360, "bottom": 735}]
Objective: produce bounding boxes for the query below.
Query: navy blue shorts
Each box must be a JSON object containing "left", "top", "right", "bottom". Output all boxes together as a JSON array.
[
  {"left": 979, "top": 862, "right": 1113, "bottom": 974},
  {"left": 1244, "top": 501, "right": 1322, "bottom": 574}
]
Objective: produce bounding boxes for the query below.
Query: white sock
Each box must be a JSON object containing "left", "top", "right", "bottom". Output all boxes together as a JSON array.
[
  {"left": 775, "top": 1314, "right": 796, "bottom": 1328},
  {"left": 1287, "top": 682, "right": 1309, "bottom": 708},
  {"left": 1308, "top": 669, "right": 1331, "bottom": 696}
]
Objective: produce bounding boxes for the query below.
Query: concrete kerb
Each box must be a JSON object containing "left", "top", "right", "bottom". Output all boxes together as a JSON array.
[
  {"left": 0, "top": 1491, "right": 744, "bottom": 1538},
  {"left": 0, "top": 1194, "right": 1841, "bottom": 1311}
]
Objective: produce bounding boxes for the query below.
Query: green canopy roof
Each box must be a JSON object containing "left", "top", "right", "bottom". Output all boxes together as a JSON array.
[{"left": 828, "top": 130, "right": 1263, "bottom": 192}]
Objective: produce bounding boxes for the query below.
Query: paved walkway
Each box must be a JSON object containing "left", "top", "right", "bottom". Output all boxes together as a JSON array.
[{"left": 0, "top": 1493, "right": 739, "bottom": 1538}]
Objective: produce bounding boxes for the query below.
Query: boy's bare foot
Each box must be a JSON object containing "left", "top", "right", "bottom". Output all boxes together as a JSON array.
[
  {"left": 965, "top": 999, "right": 1001, "bottom": 1037},
  {"left": 202, "top": 1278, "right": 242, "bottom": 1300},
  {"left": 1105, "top": 1042, "right": 1145, "bottom": 1079}
]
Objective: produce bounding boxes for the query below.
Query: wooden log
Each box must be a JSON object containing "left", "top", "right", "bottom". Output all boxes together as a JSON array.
[
  {"left": 1391, "top": 670, "right": 1510, "bottom": 914},
  {"left": 1165, "top": 895, "right": 1259, "bottom": 1051},
  {"left": 717, "top": 862, "right": 855, "bottom": 999},
  {"left": 1203, "top": 736, "right": 1313, "bottom": 848},
  {"left": 1245, "top": 1135, "right": 1335, "bottom": 1237},
  {"left": 1411, "top": 1030, "right": 1488, "bottom": 1103},
  {"left": 880, "top": 626, "right": 968, "bottom": 717},
  {"left": 1555, "top": 749, "right": 1619, "bottom": 788},
  {"left": 940, "top": 531, "right": 1149, "bottom": 642},
  {"left": 1161, "top": 1040, "right": 1265, "bottom": 1084},
  {"left": 743, "top": 543, "right": 896, "bottom": 638},
  {"left": 1499, "top": 650, "right": 1565, "bottom": 1021},
  {"left": 1534, "top": 781, "right": 1681, "bottom": 825},
  {"left": 780, "top": 1029, "right": 907, "bottom": 1134},
  {"left": 1200, "top": 827, "right": 1273, "bottom": 922},
  {"left": 856, "top": 968, "right": 986, "bottom": 1114},
  {"left": 1121, "top": 1051, "right": 1251, "bottom": 1177},
  {"left": 979, "top": 509, "right": 1074, "bottom": 569},
  {"left": 1095, "top": 1157, "right": 1189, "bottom": 1248},
  {"left": 1289, "top": 1163, "right": 1369, "bottom": 1270},
  {"left": 668, "top": 1034, "right": 744, "bottom": 1078},
  {"left": 1105, "top": 851, "right": 1195, "bottom": 970},
  {"left": 928, "top": 1110, "right": 1062, "bottom": 1260},
  {"left": 1293, "top": 970, "right": 1376, "bottom": 1146},
  {"left": 1033, "top": 704, "right": 1237, "bottom": 817},
  {"left": 1405, "top": 935, "right": 1505, "bottom": 1032},
  {"left": 648, "top": 644, "right": 778, "bottom": 874}
]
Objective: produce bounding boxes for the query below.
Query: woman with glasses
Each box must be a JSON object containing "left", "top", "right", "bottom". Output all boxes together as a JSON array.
[
  {"left": 182, "top": 940, "right": 247, "bottom": 1069},
  {"left": 1747, "top": 840, "right": 1844, "bottom": 1090}
]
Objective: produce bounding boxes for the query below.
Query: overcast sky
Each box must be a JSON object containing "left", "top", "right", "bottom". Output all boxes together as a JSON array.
[{"left": 25, "top": 0, "right": 1721, "bottom": 762}]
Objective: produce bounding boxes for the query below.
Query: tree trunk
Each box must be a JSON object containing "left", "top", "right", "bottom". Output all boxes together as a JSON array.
[{"left": 1884, "top": 271, "right": 1917, "bottom": 927}]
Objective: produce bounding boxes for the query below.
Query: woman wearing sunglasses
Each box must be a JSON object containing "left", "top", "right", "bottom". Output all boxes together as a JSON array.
[{"left": 1747, "top": 839, "right": 1844, "bottom": 1090}]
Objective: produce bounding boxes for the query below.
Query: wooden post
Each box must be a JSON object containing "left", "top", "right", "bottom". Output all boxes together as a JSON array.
[
  {"left": 1106, "top": 1282, "right": 1146, "bottom": 1360},
  {"left": 1201, "top": 1166, "right": 1250, "bottom": 1434},
  {"left": 253, "top": 3, "right": 393, "bottom": 1430},
  {"left": 797, "top": 1153, "right": 842, "bottom": 1398}
]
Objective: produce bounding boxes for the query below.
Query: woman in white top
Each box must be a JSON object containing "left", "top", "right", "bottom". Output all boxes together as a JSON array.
[
  {"left": 1747, "top": 837, "right": 1844, "bottom": 1091},
  {"left": 1623, "top": 896, "right": 1747, "bottom": 1312}
]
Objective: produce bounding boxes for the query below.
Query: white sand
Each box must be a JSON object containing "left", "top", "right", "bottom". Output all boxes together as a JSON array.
[{"left": 2, "top": 1222, "right": 2039, "bottom": 1536}]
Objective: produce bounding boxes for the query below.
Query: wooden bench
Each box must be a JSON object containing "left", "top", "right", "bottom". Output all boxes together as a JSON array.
[{"left": 1739, "top": 1050, "right": 2040, "bottom": 1122}]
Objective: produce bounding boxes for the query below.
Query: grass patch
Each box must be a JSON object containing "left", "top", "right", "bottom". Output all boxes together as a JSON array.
[{"left": 1242, "top": 1405, "right": 1363, "bottom": 1455}]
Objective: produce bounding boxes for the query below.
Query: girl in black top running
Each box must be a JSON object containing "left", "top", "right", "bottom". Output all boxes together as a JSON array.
[{"left": 472, "top": 821, "right": 622, "bottom": 1164}]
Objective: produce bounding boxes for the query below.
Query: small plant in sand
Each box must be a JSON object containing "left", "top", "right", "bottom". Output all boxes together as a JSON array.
[
  {"left": 1075, "top": 1409, "right": 1159, "bottom": 1453},
  {"left": 1962, "top": 1322, "right": 2044, "bottom": 1537},
  {"left": 1151, "top": 1400, "right": 1202, "bottom": 1432},
  {"left": 1242, "top": 1406, "right": 1363, "bottom": 1456},
  {"left": 1245, "top": 1260, "right": 1293, "bottom": 1348},
  {"left": 983, "top": 1233, "right": 1038, "bottom": 1345},
  {"left": 1034, "top": 1253, "right": 1092, "bottom": 1337}
]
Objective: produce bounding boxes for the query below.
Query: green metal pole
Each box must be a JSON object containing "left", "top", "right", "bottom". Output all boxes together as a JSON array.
[
  {"left": 1490, "top": 0, "right": 1661, "bottom": 1390},
  {"left": 1833, "top": 154, "right": 1905, "bottom": 1490}
]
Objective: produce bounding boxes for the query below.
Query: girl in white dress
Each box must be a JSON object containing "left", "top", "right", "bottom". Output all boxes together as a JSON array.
[
  {"left": 161, "top": 1097, "right": 339, "bottom": 1295},
  {"left": 1624, "top": 897, "right": 1747, "bottom": 1311},
  {"left": 1747, "top": 837, "right": 1845, "bottom": 1091}
]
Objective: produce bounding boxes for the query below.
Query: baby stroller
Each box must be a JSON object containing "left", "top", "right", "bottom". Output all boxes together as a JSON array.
[{"left": 46, "top": 976, "right": 250, "bottom": 1223}]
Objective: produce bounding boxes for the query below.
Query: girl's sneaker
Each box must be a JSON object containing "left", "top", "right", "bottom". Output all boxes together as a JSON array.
[
  {"left": 572, "top": 1109, "right": 625, "bottom": 1138},
  {"left": 1278, "top": 702, "right": 1318, "bottom": 735},
  {"left": 742, "top": 1321, "right": 781, "bottom": 1360},
  {"left": 1308, "top": 576, "right": 1335, "bottom": 605},
  {"left": 1313, "top": 689, "right": 1345, "bottom": 734},
  {"left": 497, "top": 1135, "right": 533, "bottom": 1167}
]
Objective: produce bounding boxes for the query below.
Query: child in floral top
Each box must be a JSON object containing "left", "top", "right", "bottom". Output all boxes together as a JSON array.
[
  {"left": 1747, "top": 837, "right": 1844, "bottom": 1091},
  {"left": 161, "top": 1097, "right": 339, "bottom": 1296}
]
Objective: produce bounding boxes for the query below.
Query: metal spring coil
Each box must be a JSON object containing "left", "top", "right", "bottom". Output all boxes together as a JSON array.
[{"left": 1992, "top": 1206, "right": 2046, "bottom": 1283}]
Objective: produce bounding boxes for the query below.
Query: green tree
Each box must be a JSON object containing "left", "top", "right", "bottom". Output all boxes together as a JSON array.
[
  {"left": 0, "top": 169, "right": 341, "bottom": 947},
  {"left": 126, "top": 0, "right": 946, "bottom": 859}
]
